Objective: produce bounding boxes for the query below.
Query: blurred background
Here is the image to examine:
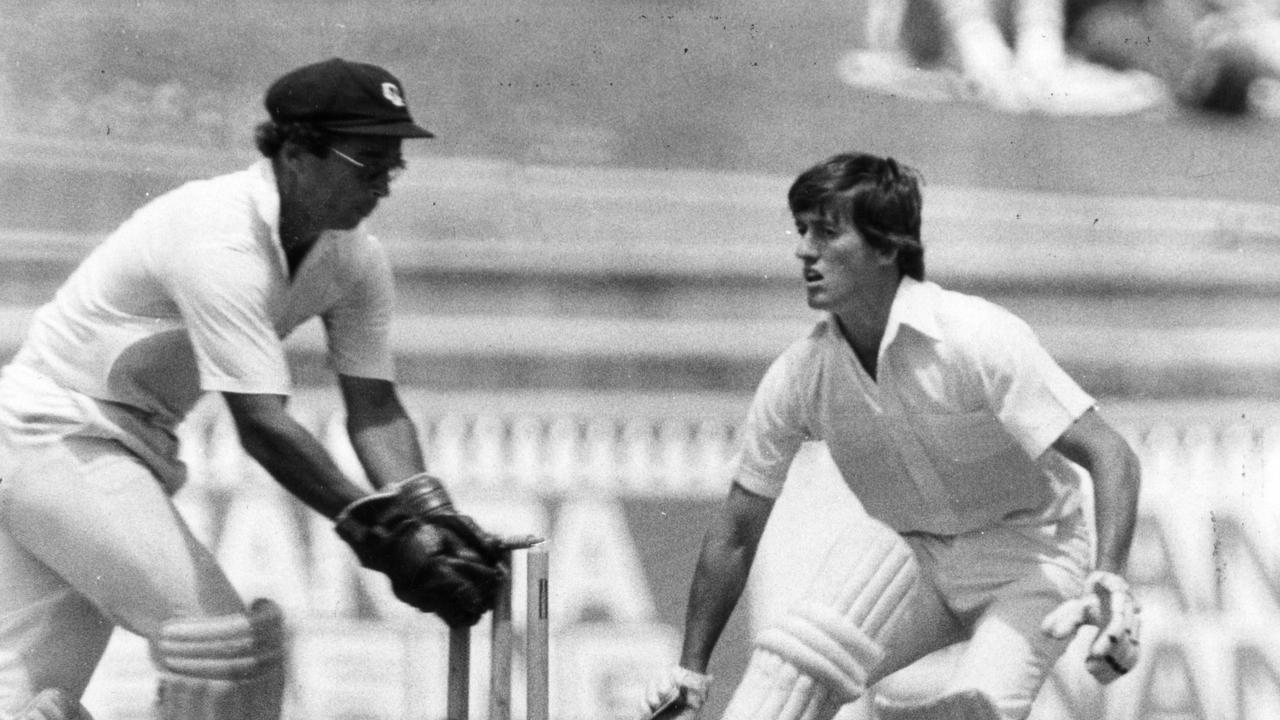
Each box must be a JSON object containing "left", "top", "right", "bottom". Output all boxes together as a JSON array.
[{"left": 3, "top": 0, "right": 1280, "bottom": 718}]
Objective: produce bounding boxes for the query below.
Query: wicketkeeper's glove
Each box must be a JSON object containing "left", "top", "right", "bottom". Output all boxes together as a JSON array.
[
  {"left": 1041, "top": 570, "right": 1142, "bottom": 683},
  {"left": 335, "top": 474, "right": 512, "bottom": 627}
]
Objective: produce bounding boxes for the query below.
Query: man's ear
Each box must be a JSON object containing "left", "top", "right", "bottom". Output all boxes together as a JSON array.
[
  {"left": 277, "top": 140, "right": 314, "bottom": 176},
  {"left": 875, "top": 243, "right": 900, "bottom": 267}
]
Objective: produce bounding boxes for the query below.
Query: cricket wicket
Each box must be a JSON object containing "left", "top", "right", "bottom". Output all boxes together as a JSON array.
[{"left": 447, "top": 545, "right": 550, "bottom": 720}]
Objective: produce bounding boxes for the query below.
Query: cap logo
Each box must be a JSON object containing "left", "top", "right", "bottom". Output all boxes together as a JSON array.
[{"left": 381, "top": 82, "right": 406, "bottom": 107}]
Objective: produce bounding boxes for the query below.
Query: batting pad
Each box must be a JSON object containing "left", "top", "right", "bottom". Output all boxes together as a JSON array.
[
  {"left": 15, "top": 688, "right": 94, "bottom": 720},
  {"left": 874, "top": 689, "right": 1002, "bottom": 720},
  {"left": 152, "top": 598, "right": 286, "bottom": 720},
  {"left": 754, "top": 603, "right": 884, "bottom": 701},
  {"left": 721, "top": 526, "right": 919, "bottom": 720}
]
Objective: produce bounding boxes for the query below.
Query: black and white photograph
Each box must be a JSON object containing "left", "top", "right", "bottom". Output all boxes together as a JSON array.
[{"left": 2, "top": 1, "right": 1279, "bottom": 719}]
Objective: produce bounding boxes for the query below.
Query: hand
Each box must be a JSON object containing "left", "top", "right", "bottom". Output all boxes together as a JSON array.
[
  {"left": 640, "top": 665, "right": 712, "bottom": 720},
  {"left": 335, "top": 482, "right": 510, "bottom": 626},
  {"left": 1041, "top": 570, "right": 1141, "bottom": 683},
  {"left": 397, "top": 474, "right": 542, "bottom": 561},
  {"left": 382, "top": 523, "right": 506, "bottom": 627}
]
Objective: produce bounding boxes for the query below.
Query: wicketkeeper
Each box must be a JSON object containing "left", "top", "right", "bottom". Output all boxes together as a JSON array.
[
  {"left": 641, "top": 152, "right": 1142, "bottom": 720},
  {"left": 0, "top": 58, "right": 524, "bottom": 720}
]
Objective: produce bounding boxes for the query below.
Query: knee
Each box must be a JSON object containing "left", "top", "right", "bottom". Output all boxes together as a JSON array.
[{"left": 151, "top": 599, "right": 285, "bottom": 720}]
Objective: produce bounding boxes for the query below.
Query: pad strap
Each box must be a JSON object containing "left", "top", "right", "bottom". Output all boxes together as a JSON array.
[
  {"left": 753, "top": 525, "right": 918, "bottom": 703},
  {"left": 153, "top": 599, "right": 285, "bottom": 720}
]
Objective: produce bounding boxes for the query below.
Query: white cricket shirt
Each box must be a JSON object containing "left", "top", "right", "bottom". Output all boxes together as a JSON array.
[
  {"left": 732, "top": 277, "right": 1095, "bottom": 535},
  {"left": 1, "top": 160, "right": 395, "bottom": 489}
]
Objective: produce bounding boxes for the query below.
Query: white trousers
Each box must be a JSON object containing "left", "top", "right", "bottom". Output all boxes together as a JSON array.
[
  {"left": 885, "top": 513, "right": 1092, "bottom": 719},
  {"left": 0, "top": 434, "right": 244, "bottom": 714}
]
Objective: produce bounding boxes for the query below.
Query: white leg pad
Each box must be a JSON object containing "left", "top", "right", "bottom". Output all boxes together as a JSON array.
[
  {"left": 14, "top": 689, "right": 94, "bottom": 720},
  {"left": 874, "top": 689, "right": 1002, "bottom": 720},
  {"left": 722, "top": 526, "right": 920, "bottom": 720},
  {"left": 152, "top": 599, "right": 285, "bottom": 720},
  {"left": 721, "top": 648, "right": 840, "bottom": 720},
  {"left": 804, "top": 526, "right": 918, "bottom": 647},
  {"left": 755, "top": 603, "right": 884, "bottom": 701}
]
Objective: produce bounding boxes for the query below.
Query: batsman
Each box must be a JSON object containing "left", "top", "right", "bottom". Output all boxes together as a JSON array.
[
  {"left": 642, "top": 152, "right": 1143, "bottom": 720},
  {"left": 0, "top": 58, "right": 523, "bottom": 720}
]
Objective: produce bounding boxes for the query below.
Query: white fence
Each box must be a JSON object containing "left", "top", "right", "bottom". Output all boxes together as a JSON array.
[
  {"left": 78, "top": 393, "right": 1280, "bottom": 720},
  {"left": 175, "top": 392, "right": 1280, "bottom": 499}
]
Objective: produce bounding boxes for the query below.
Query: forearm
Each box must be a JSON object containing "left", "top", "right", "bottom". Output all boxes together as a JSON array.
[
  {"left": 1091, "top": 443, "right": 1142, "bottom": 574},
  {"left": 347, "top": 406, "right": 426, "bottom": 489},
  {"left": 237, "top": 415, "right": 368, "bottom": 519},
  {"left": 1052, "top": 410, "right": 1142, "bottom": 575},
  {"left": 678, "top": 504, "right": 766, "bottom": 672},
  {"left": 678, "top": 541, "right": 752, "bottom": 672}
]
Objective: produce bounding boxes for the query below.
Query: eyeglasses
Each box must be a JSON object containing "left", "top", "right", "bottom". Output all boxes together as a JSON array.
[{"left": 330, "top": 148, "right": 407, "bottom": 183}]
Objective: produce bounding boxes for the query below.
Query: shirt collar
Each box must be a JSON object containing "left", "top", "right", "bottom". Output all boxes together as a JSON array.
[
  {"left": 250, "top": 159, "right": 283, "bottom": 241},
  {"left": 884, "top": 275, "right": 942, "bottom": 344},
  {"left": 246, "top": 159, "right": 290, "bottom": 272}
]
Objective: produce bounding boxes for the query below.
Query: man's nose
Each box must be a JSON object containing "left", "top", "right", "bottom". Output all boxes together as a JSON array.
[{"left": 794, "top": 234, "right": 817, "bottom": 259}]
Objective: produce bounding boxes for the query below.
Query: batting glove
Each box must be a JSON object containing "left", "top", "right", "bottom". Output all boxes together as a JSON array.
[
  {"left": 641, "top": 665, "right": 712, "bottom": 720},
  {"left": 1041, "top": 570, "right": 1141, "bottom": 683}
]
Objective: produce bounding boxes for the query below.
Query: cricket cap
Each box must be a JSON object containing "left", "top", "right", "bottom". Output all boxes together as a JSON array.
[{"left": 265, "top": 58, "right": 434, "bottom": 138}]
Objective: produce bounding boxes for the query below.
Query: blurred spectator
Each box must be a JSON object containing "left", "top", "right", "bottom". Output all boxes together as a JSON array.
[
  {"left": 1067, "top": 0, "right": 1280, "bottom": 114},
  {"left": 845, "top": 0, "right": 1280, "bottom": 116}
]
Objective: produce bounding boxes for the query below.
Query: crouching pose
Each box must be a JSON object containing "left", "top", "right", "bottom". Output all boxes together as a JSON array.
[
  {"left": 0, "top": 58, "right": 522, "bottom": 719},
  {"left": 641, "top": 152, "right": 1142, "bottom": 720}
]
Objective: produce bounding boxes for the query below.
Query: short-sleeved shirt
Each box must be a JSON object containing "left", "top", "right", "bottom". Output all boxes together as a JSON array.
[
  {"left": 1, "top": 160, "right": 395, "bottom": 489},
  {"left": 731, "top": 277, "right": 1095, "bottom": 535}
]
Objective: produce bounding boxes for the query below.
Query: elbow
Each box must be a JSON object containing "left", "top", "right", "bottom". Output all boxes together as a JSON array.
[
  {"left": 708, "top": 517, "right": 768, "bottom": 566},
  {"left": 699, "top": 483, "right": 773, "bottom": 566}
]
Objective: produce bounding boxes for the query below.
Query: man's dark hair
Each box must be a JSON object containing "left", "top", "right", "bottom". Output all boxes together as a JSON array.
[
  {"left": 253, "top": 121, "right": 334, "bottom": 158},
  {"left": 788, "top": 152, "right": 926, "bottom": 280}
]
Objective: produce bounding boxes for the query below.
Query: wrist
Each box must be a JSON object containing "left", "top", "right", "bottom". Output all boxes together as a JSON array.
[
  {"left": 397, "top": 473, "right": 454, "bottom": 514},
  {"left": 672, "top": 665, "right": 713, "bottom": 693},
  {"left": 1093, "top": 554, "right": 1128, "bottom": 576},
  {"left": 1084, "top": 570, "right": 1133, "bottom": 600},
  {"left": 334, "top": 488, "right": 390, "bottom": 528},
  {"left": 1087, "top": 569, "right": 1127, "bottom": 582}
]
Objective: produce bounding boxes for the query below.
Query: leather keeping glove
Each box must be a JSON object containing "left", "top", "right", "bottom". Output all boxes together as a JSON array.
[{"left": 335, "top": 477, "right": 506, "bottom": 627}]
